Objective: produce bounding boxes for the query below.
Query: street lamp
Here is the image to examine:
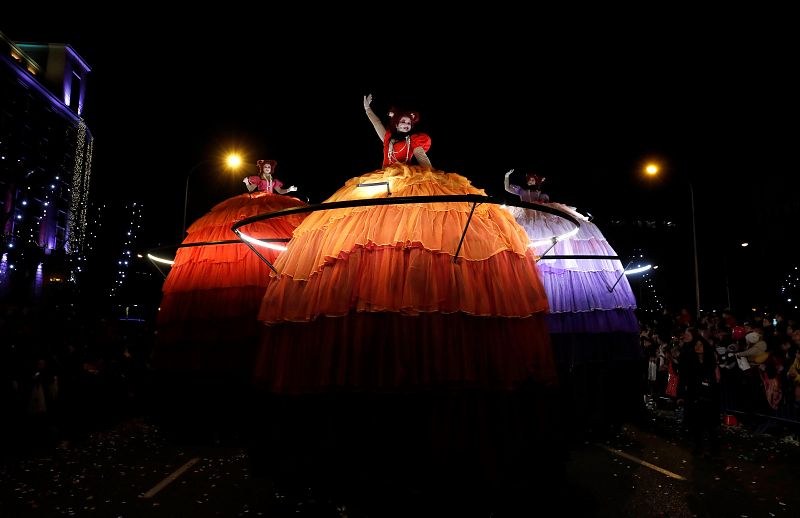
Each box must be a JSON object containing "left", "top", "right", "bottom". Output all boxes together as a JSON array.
[
  {"left": 724, "top": 241, "right": 752, "bottom": 311},
  {"left": 644, "top": 162, "right": 701, "bottom": 319},
  {"left": 182, "top": 153, "right": 244, "bottom": 239}
]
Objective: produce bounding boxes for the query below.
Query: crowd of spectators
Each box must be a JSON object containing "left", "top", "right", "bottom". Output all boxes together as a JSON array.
[
  {"left": 0, "top": 302, "right": 153, "bottom": 457},
  {"left": 639, "top": 307, "right": 800, "bottom": 443},
  {"left": 4, "top": 299, "right": 799, "bottom": 458}
]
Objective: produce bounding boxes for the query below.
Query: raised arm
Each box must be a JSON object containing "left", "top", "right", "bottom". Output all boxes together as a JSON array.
[
  {"left": 364, "top": 94, "right": 386, "bottom": 142},
  {"left": 504, "top": 169, "right": 522, "bottom": 196}
]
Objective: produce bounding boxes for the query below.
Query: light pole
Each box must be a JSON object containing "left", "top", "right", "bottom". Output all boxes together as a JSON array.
[
  {"left": 182, "top": 161, "right": 205, "bottom": 239},
  {"left": 181, "top": 153, "right": 244, "bottom": 239},
  {"left": 645, "top": 163, "right": 701, "bottom": 319},
  {"left": 688, "top": 180, "right": 700, "bottom": 319},
  {"left": 723, "top": 241, "right": 749, "bottom": 311}
]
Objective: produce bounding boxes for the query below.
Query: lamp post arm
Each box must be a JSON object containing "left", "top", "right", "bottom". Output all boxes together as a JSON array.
[
  {"left": 689, "top": 180, "right": 700, "bottom": 319},
  {"left": 182, "top": 161, "right": 207, "bottom": 239}
]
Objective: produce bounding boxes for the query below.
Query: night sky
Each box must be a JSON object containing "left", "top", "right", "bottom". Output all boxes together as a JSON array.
[{"left": 4, "top": 15, "right": 796, "bottom": 310}]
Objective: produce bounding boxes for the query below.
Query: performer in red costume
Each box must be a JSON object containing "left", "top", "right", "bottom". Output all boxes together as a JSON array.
[
  {"left": 364, "top": 93, "right": 432, "bottom": 168},
  {"left": 248, "top": 97, "right": 561, "bottom": 507},
  {"left": 153, "top": 160, "right": 305, "bottom": 439},
  {"left": 243, "top": 159, "right": 297, "bottom": 194}
]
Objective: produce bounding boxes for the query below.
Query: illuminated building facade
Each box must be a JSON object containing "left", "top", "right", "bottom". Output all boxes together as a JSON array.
[{"left": 0, "top": 30, "right": 92, "bottom": 301}]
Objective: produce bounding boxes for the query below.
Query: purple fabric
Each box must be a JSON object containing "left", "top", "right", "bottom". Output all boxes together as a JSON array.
[
  {"left": 539, "top": 270, "right": 637, "bottom": 313},
  {"left": 506, "top": 201, "right": 638, "bottom": 312},
  {"left": 545, "top": 308, "right": 640, "bottom": 334}
]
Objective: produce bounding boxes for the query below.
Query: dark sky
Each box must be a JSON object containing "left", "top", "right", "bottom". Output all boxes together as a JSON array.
[{"left": 4, "top": 15, "right": 796, "bottom": 309}]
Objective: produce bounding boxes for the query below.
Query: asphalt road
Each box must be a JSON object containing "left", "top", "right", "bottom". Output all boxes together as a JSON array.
[{"left": 1, "top": 409, "right": 798, "bottom": 517}]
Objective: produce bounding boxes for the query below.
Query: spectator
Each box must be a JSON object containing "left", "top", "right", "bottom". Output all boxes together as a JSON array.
[
  {"left": 737, "top": 328, "right": 769, "bottom": 365},
  {"left": 678, "top": 334, "right": 721, "bottom": 458},
  {"left": 786, "top": 348, "right": 800, "bottom": 407}
]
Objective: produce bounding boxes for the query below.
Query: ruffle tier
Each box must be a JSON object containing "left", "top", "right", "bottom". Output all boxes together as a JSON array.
[
  {"left": 169, "top": 192, "right": 305, "bottom": 271},
  {"left": 260, "top": 247, "right": 548, "bottom": 322},
  {"left": 507, "top": 201, "right": 637, "bottom": 313},
  {"left": 254, "top": 165, "right": 556, "bottom": 393},
  {"left": 507, "top": 199, "right": 641, "bottom": 371},
  {"left": 260, "top": 165, "right": 548, "bottom": 323},
  {"left": 510, "top": 202, "right": 624, "bottom": 270},
  {"left": 538, "top": 269, "right": 636, "bottom": 313},
  {"left": 278, "top": 165, "right": 531, "bottom": 278},
  {"left": 253, "top": 311, "right": 558, "bottom": 393}
]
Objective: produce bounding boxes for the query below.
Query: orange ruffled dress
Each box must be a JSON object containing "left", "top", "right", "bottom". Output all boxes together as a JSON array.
[
  {"left": 254, "top": 164, "right": 557, "bottom": 392},
  {"left": 154, "top": 191, "right": 306, "bottom": 375},
  {"left": 249, "top": 164, "right": 560, "bottom": 486}
]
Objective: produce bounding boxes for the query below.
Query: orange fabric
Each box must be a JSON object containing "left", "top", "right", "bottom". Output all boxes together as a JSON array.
[
  {"left": 253, "top": 165, "right": 555, "bottom": 392},
  {"left": 260, "top": 247, "right": 548, "bottom": 322},
  {"left": 270, "top": 165, "right": 531, "bottom": 276},
  {"left": 260, "top": 166, "right": 544, "bottom": 322},
  {"left": 164, "top": 192, "right": 305, "bottom": 294},
  {"left": 156, "top": 192, "right": 306, "bottom": 361}
]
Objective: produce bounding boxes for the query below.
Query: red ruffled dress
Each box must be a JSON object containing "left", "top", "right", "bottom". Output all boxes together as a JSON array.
[
  {"left": 382, "top": 132, "right": 431, "bottom": 167},
  {"left": 245, "top": 175, "right": 284, "bottom": 193},
  {"left": 250, "top": 164, "right": 558, "bottom": 486},
  {"left": 154, "top": 189, "right": 306, "bottom": 375}
]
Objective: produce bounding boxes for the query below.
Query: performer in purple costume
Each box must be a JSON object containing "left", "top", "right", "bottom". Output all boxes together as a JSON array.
[{"left": 505, "top": 169, "right": 644, "bottom": 436}]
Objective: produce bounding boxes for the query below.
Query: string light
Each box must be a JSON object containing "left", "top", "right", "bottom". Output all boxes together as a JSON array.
[
  {"left": 109, "top": 201, "right": 143, "bottom": 299},
  {"left": 778, "top": 265, "right": 799, "bottom": 307},
  {"left": 67, "top": 120, "right": 92, "bottom": 257}
]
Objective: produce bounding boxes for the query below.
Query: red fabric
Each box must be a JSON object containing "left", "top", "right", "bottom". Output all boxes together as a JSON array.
[
  {"left": 154, "top": 192, "right": 306, "bottom": 371},
  {"left": 760, "top": 369, "right": 782, "bottom": 410},
  {"left": 665, "top": 362, "right": 680, "bottom": 397},
  {"left": 246, "top": 175, "right": 284, "bottom": 193},
  {"left": 382, "top": 132, "right": 431, "bottom": 167},
  {"left": 253, "top": 311, "right": 557, "bottom": 393}
]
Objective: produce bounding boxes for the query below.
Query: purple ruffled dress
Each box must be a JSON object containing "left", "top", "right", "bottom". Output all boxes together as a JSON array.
[{"left": 507, "top": 190, "right": 643, "bottom": 430}]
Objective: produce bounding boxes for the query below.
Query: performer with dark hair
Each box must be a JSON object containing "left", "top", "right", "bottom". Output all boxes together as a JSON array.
[
  {"left": 244, "top": 159, "right": 297, "bottom": 194},
  {"left": 505, "top": 169, "right": 549, "bottom": 202},
  {"left": 364, "top": 93, "right": 432, "bottom": 168}
]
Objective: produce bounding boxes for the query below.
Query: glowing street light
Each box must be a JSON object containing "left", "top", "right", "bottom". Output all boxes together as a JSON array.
[
  {"left": 644, "top": 162, "right": 701, "bottom": 319},
  {"left": 226, "top": 154, "right": 242, "bottom": 169},
  {"left": 182, "top": 152, "right": 244, "bottom": 238}
]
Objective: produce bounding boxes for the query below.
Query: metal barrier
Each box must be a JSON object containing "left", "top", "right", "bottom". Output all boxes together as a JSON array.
[
  {"left": 645, "top": 363, "right": 800, "bottom": 428},
  {"left": 718, "top": 367, "right": 800, "bottom": 426}
]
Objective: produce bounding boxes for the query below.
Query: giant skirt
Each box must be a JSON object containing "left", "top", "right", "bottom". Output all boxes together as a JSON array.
[
  {"left": 251, "top": 165, "right": 559, "bottom": 487},
  {"left": 154, "top": 192, "right": 306, "bottom": 375},
  {"left": 151, "top": 191, "right": 307, "bottom": 440},
  {"left": 510, "top": 202, "right": 643, "bottom": 433}
]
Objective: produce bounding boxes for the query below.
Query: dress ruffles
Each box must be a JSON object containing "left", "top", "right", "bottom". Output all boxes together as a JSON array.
[
  {"left": 253, "top": 165, "right": 557, "bottom": 392},
  {"left": 246, "top": 166, "right": 567, "bottom": 488},
  {"left": 508, "top": 199, "right": 643, "bottom": 433},
  {"left": 154, "top": 192, "right": 306, "bottom": 373}
]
